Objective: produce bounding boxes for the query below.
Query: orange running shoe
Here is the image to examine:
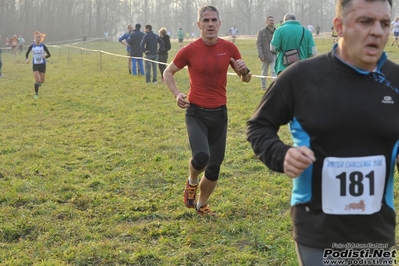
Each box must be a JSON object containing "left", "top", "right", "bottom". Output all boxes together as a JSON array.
[
  {"left": 183, "top": 180, "right": 197, "bottom": 208},
  {"left": 196, "top": 204, "right": 216, "bottom": 216}
]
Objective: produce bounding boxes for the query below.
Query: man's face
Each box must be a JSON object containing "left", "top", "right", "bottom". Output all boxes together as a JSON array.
[
  {"left": 266, "top": 17, "right": 274, "bottom": 27},
  {"left": 334, "top": 0, "right": 391, "bottom": 71},
  {"left": 128, "top": 25, "right": 133, "bottom": 32},
  {"left": 197, "top": 10, "right": 221, "bottom": 41}
]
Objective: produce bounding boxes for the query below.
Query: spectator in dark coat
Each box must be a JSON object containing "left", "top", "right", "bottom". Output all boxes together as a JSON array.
[
  {"left": 141, "top": 24, "right": 164, "bottom": 83},
  {"left": 127, "top": 23, "right": 145, "bottom": 75},
  {"left": 158, "top": 27, "right": 171, "bottom": 82}
]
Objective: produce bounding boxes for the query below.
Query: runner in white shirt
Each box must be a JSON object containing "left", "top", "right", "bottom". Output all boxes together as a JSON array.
[
  {"left": 307, "top": 23, "right": 314, "bottom": 33},
  {"left": 229, "top": 25, "right": 238, "bottom": 43},
  {"left": 25, "top": 31, "right": 51, "bottom": 98},
  {"left": 391, "top": 16, "right": 399, "bottom": 47}
]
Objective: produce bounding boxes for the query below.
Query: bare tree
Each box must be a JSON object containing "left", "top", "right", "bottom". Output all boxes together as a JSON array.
[{"left": 1, "top": 0, "right": 398, "bottom": 43}]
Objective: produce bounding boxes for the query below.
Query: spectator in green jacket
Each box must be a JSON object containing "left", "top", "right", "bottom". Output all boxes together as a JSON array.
[{"left": 271, "top": 13, "right": 317, "bottom": 75}]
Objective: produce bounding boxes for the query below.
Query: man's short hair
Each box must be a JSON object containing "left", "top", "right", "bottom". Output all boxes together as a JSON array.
[
  {"left": 145, "top": 25, "right": 152, "bottom": 31},
  {"left": 283, "top": 13, "right": 296, "bottom": 22},
  {"left": 336, "top": 0, "right": 392, "bottom": 19},
  {"left": 198, "top": 5, "right": 220, "bottom": 21}
]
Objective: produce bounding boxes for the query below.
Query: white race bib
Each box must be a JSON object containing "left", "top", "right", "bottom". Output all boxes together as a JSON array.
[
  {"left": 322, "top": 155, "right": 385, "bottom": 215},
  {"left": 33, "top": 55, "right": 43, "bottom": 64}
]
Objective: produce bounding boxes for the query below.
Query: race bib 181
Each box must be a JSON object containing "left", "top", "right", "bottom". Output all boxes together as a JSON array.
[{"left": 322, "top": 155, "right": 385, "bottom": 215}]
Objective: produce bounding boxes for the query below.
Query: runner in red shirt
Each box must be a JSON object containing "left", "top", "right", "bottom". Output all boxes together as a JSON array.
[{"left": 164, "top": 5, "right": 252, "bottom": 216}]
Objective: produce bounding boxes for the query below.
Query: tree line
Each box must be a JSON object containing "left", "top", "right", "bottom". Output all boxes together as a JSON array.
[{"left": 1, "top": 0, "right": 398, "bottom": 43}]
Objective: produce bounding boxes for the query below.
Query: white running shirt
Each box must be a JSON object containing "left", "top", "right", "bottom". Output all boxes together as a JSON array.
[{"left": 391, "top": 20, "right": 399, "bottom": 33}]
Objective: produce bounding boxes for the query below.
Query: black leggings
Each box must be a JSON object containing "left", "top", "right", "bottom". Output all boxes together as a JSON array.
[{"left": 185, "top": 104, "right": 227, "bottom": 181}]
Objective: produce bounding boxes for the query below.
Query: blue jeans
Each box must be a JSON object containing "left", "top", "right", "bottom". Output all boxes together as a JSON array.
[
  {"left": 260, "top": 56, "right": 276, "bottom": 90},
  {"left": 131, "top": 58, "right": 144, "bottom": 75},
  {"left": 145, "top": 54, "right": 158, "bottom": 83}
]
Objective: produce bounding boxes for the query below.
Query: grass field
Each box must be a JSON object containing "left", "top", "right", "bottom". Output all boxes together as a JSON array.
[{"left": 0, "top": 37, "right": 399, "bottom": 265}]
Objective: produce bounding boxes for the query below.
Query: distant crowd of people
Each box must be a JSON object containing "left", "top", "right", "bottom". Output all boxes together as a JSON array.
[
  {"left": 2, "top": 34, "right": 25, "bottom": 56},
  {"left": 118, "top": 23, "right": 170, "bottom": 84},
  {"left": 0, "top": 33, "right": 25, "bottom": 78}
]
